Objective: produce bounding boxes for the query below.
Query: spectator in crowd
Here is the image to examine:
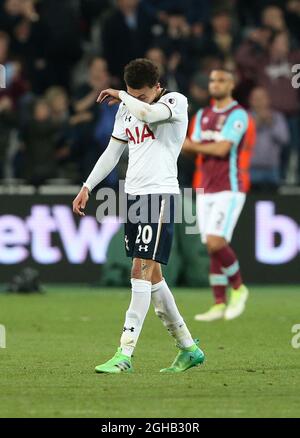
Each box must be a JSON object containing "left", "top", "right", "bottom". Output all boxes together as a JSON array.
[
  {"left": 235, "top": 26, "right": 273, "bottom": 75},
  {"left": 72, "top": 57, "right": 119, "bottom": 185},
  {"left": 256, "top": 31, "right": 300, "bottom": 182},
  {"left": 255, "top": 31, "right": 300, "bottom": 116},
  {"left": 249, "top": 86, "right": 290, "bottom": 190},
  {"left": 210, "top": 9, "right": 240, "bottom": 69},
  {"left": 79, "top": 0, "right": 111, "bottom": 43},
  {"left": 10, "top": 18, "right": 33, "bottom": 60},
  {"left": 188, "top": 72, "right": 210, "bottom": 116},
  {"left": 30, "top": 0, "right": 82, "bottom": 92},
  {"left": 46, "top": 86, "right": 70, "bottom": 124},
  {"left": 45, "top": 86, "right": 74, "bottom": 178},
  {"left": 102, "top": 0, "right": 153, "bottom": 81},
  {"left": 0, "top": 31, "right": 28, "bottom": 108},
  {"left": 141, "top": 0, "right": 210, "bottom": 27},
  {"left": 9, "top": 17, "right": 46, "bottom": 95},
  {"left": 73, "top": 57, "right": 108, "bottom": 116},
  {"left": 236, "top": 0, "right": 281, "bottom": 27},
  {"left": 0, "top": 0, "right": 22, "bottom": 34},
  {"left": 261, "top": 4, "right": 287, "bottom": 32},
  {"left": 235, "top": 25, "right": 273, "bottom": 104},
  {"left": 151, "top": 7, "right": 200, "bottom": 79},
  {"left": 285, "top": 0, "right": 300, "bottom": 41},
  {"left": 187, "top": 7, "right": 240, "bottom": 70},
  {"left": 0, "top": 0, "right": 38, "bottom": 34},
  {"left": 0, "top": 95, "right": 16, "bottom": 179},
  {"left": 0, "top": 0, "right": 40, "bottom": 93},
  {"left": 145, "top": 46, "right": 186, "bottom": 92},
  {"left": 21, "top": 99, "right": 62, "bottom": 185}
]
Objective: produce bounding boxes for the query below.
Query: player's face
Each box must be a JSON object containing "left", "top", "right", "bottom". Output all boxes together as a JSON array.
[
  {"left": 209, "top": 71, "right": 234, "bottom": 100},
  {"left": 126, "top": 84, "right": 160, "bottom": 104}
]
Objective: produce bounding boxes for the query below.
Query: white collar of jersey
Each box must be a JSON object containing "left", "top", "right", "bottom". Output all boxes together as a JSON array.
[{"left": 212, "top": 100, "right": 238, "bottom": 113}]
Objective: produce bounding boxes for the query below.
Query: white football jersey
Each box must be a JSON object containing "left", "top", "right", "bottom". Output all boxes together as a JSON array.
[{"left": 112, "top": 90, "right": 188, "bottom": 195}]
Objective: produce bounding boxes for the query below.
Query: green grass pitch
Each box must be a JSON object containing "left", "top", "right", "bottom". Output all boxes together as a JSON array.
[{"left": 0, "top": 286, "right": 299, "bottom": 418}]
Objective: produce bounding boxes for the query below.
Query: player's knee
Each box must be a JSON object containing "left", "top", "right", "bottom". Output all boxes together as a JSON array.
[
  {"left": 131, "top": 265, "right": 140, "bottom": 279},
  {"left": 131, "top": 258, "right": 153, "bottom": 281},
  {"left": 151, "top": 264, "right": 163, "bottom": 284},
  {"left": 206, "top": 237, "right": 227, "bottom": 254},
  {"left": 131, "top": 259, "right": 141, "bottom": 279}
]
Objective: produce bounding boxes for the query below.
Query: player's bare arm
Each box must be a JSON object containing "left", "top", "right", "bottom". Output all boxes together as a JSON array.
[
  {"left": 72, "top": 137, "right": 126, "bottom": 216},
  {"left": 183, "top": 137, "right": 232, "bottom": 158},
  {"left": 73, "top": 186, "right": 89, "bottom": 217}
]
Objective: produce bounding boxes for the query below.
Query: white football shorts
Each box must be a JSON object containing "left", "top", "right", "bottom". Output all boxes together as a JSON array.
[{"left": 196, "top": 190, "right": 246, "bottom": 244}]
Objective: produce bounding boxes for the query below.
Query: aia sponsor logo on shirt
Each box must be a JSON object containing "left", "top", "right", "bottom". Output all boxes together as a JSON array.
[{"left": 125, "top": 124, "right": 155, "bottom": 144}]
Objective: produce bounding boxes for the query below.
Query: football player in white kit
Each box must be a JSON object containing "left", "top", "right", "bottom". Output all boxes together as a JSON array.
[{"left": 73, "top": 59, "right": 205, "bottom": 373}]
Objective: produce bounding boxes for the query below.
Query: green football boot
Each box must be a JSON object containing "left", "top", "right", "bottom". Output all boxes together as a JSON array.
[
  {"left": 160, "top": 339, "right": 205, "bottom": 373},
  {"left": 95, "top": 348, "right": 133, "bottom": 374}
]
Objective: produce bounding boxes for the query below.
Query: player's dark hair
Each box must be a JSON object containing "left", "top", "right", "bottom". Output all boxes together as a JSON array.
[
  {"left": 211, "top": 67, "right": 234, "bottom": 76},
  {"left": 124, "top": 58, "right": 160, "bottom": 89},
  {"left": 210, "top": 67, "right": 236, "bottom": 83}
]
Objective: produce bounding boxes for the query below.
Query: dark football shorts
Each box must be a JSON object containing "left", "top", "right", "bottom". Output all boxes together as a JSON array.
[{"left": 124, "top": 193, "right": 176, "bottom": 265}]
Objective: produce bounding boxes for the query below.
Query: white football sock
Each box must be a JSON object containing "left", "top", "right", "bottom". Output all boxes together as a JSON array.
[
  {"left": 120, "top": 278, "right": 152, "bottom": 357},
  {"left": 151, "top": 279, "right": 194, "bottom": 348}
]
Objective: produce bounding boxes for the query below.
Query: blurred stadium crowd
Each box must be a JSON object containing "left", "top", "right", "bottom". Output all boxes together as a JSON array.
[{"left": 0, "top": 0, "right": 300, "bottom": 191}]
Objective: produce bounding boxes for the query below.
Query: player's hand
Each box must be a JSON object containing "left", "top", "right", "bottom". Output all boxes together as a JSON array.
[
  {"left": 97, "top": 88, "right": 121, "bottom": 106},
  {"left": 72, "top": 187, "right": 89, "bottom": 216}
]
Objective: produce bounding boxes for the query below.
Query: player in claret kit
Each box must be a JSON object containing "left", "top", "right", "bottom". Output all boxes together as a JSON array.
[
  {"left": 184, "top": 69, "right": 250, "bottom": 322},
  {"left": 73, "top": 58, "right": 205, "bottom": 373}
]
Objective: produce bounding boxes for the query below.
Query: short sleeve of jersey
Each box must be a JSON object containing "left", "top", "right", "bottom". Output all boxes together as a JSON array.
[
  {"left": 111, "top": 103, "right": 128, "bottom": 143},
  {"left": 220, "top": 108, "right": 248, "bottom": 146},
  {"left": 189, "top": 109, "right": 203, "bottom": 142},
  {"left": 158, "top": 92, "right": 188, "bottom": 121}
]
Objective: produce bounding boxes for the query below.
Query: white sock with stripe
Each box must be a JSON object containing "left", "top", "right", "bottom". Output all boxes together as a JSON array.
[
  {"left": 151, "top": 279, "right": 195, "bottom": 348},
  {"left": 120, "top": 278, "right": 152, "bottom": 357}
]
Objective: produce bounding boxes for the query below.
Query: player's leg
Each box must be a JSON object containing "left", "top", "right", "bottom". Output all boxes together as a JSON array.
[
  {"left": 119, "top": 257, "right": 155, "bottom": 355},
  {"left": 151, "top": 263, "right": 205, "bottom": 372},
  {"left": 95, "top": 194, "right": 155, "bottom": 374},
  {"left": 194, "top": 192, "right": 227, "bottom": 321},
  {"left": 194, "top": 253, "right": 228, "bottom": 321},
  {"left": 207, "top": 234, "right": 248, "bottom": 320},
  {"left": 95, "top": 257, "right": 154, "bottom": 374},
  {"left": 206, "top": 191, "right": 248, "bottom": 321},
  {"left": 151, "top": 263, "right": 194, "bottom": 348}
]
